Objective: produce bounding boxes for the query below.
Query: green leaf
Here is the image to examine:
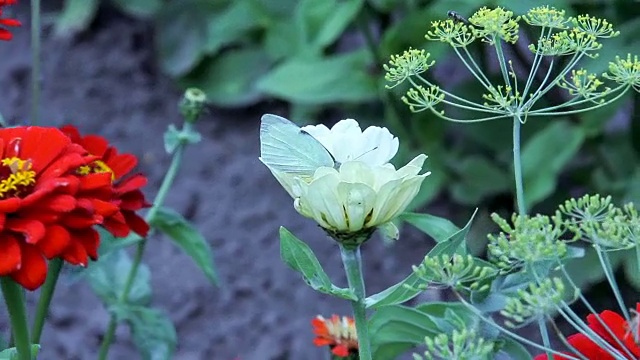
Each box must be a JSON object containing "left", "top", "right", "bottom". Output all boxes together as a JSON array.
[
  {"left": 163, "top": 124, "right": 202, "bottom": 154},
  {"left": 55, "top": 0, "right": 99, "bottom": 36},
  {"left": 0, "top": 345, "right": 40, "bottom": 360},
  {"left": 399, "top": 212, "right": 460, "bottom": 243},
  {"left": 364, "top": 272, "right": 422, "bottom": 309},
  {"left": 369, "top": 302, "right": 473, "bottom": 360},
  {"left": 364, "top": 211, "right": 476, "bottom": 308},
  {"left": 279, "top": 227, "right": 356, "bottom": 301},
  {"left": 119, "top": 305, "right": 177, "bottom": 360},
  {"left": 182, "top": 48, "right": 272, "bottom": 107},
  {"left": 150, "top": 207, "right": 219, "bottom": 287},
  {"left": 111, "top": 0, "right": 161, "bottom": 17},
  {"left": 295, "top": 0, "right": 363, "bottom": 52},
  {"left": 522, "top": 121, "right": 585, "bottom": 209},
  {"left": 97, "top": 228, "right": 143, "bottom": 257},
  {"left": 84, "top": 249, "right": 152, "bottom": 306},
  {"left": 256, "top": 50, "right": 377, "bottom": 104},
  {"left": 426, "top": 208, "right": 478, "bottom": 257},
  {"left": 206, "top": 0, "right": 262, "bottom": 55},
  {"left": 156, "top": 0, "right": 219, "bottom": 77},
  {"left": 451, "top": 155, "right": 510, "bottom": 205},
  {"left": 497, "top": 337, "right": 533, "bottom": 360}
]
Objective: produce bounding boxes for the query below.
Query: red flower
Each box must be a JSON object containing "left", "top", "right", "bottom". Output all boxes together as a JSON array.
[
  {"left": 535, "top": 304, "right": 640, "bottom": 360},
  {"left": 0, "top": 0, "right": 20, "bottom": 41},
  {"left": 0, "top": 126, "right": 106, "bottom": 289},
  {"left": 312, "top": 315, "right": 359, "bottom": 358},
  {"left": 60, "top": 125, "right": 150, "bottom": 239}
]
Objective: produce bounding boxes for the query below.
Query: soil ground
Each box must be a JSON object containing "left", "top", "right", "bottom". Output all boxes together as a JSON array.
[{"left": 0, "top": 4, "right": 440, "bottom": 359}]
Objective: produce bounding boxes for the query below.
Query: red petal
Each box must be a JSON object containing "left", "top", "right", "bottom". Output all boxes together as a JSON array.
[
  {"left": 0, "top": 197, "right": 21, "bottom": 212},
  {"left": 115, "top": 174, "right": 147, "bottom": 194},
  {"left": 312, "top": 338, "right": 333, "bottom": 347},
  {"left": 80, "top": 134, "right": 109, "bottom": 157},
  {"left": 75, "top": 228, "right": 100, "bottom": 260},
  {"left": 79, "top": 172, "right": 112, "bottom": 191},
  {"left": 62, "top": 211, "right": 102, "bottom": 229},
  {"left": 60, "top": 239, "right": 88, "bottom": 266},
  {"left": 11, "top": 243, "right": 47, "bottom": 291},
  {"left": 0, "top": 19, "right": 20, "bottom": 27},
  {"left": 108, "top": 153, "right": 138, "bottom": 179},
  {"left": 123, "top": 211, "right": 149, "bottom": 237},
  {"left": 0, "top": 28, "right": 12, "bottom": 41},
  {"left": 8, "top": 127, "right": 70, "bottom": 173},
  {"left": 0, "top": 234, "right": 21, "bottom": 274},
  {"left": 331, "top": 345, "right": 350, "bottom": 357},
  {"left": 102, "top": 217, "right": 130, "bottom": 238},
  {"left": 38, "top": 225, "right": 71, "bottom": 258},
  {"left": 6, "top": 218, "right": 45, "bottom": 244},
  {"left": 59, "top": 125, "right": 82, "bottom": 143},
  {"left": 36, "top": 194, "right": 77, "bottom": 212}
]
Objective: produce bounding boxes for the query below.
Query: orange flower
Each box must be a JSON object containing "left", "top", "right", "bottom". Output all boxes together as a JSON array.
[
  {"left": 0, "top": 0, "right": 20, "bottom": 41},
  {"left": 0, "top": 126, "right": 108, "bottom": 289},
  {"left": 60, "top": 125, "right": 150, "bottom": 239},
  {"left": 312, "top": 315, "right": 358, "bottom": 358}
]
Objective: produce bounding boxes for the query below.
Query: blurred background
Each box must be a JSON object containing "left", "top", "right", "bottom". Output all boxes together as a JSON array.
[{"left": 1, "top": 0, "right": 640, "bottom": 359}]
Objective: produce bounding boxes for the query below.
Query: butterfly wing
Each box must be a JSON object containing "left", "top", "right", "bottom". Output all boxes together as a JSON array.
[{"left": 260, "top": 114, "right": 335, "bottom": 176}]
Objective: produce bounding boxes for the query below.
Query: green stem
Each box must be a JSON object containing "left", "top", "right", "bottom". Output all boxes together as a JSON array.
[
  {"left": 595, "top": 246, "right": 631, "bottom": 322},
  {"left": 537, "top": 318, "right": 553, "bottom": 360},
  {"left": 453, "top": 292, "right": 580, "bottom": 359},
  {"left": 97, "top": 124, "right": 191, "bottom": 360},
  {"left": 409, "top": 77, "right": 502, "bottom": 113},
  {"left": 30, "top": 0, "right": 41, "bottom": 125},
  {"left": 513, "top": 117, "right": 526, "bottom": 215},
  {"left": 339, "top": 245, "right": 371, "bottom": 360},
  {"left": 1, "top": 278, "right": 31, "bottom": 360},
  {"left": 556, "top": 261, "right": 635, "bottom": 359},
  {"left": 30, "top": 258, "right": 63, "bottom": 344}
]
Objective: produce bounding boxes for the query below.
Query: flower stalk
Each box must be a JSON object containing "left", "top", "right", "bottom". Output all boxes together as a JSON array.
[
  {"left": 30, "top": 258, "right": 63, "bottom": 344},
  {"left": 30, "top": 0, "right": 41, "bottom": 125},
  {"left": 339, "top": 244, "right": 372, "bottom": 360},
  {"left": 1, "top": 277, "right": 31, "bottom": 360},
  {"left": 97, "top": 120, "right": 194, "bottom": 360}
]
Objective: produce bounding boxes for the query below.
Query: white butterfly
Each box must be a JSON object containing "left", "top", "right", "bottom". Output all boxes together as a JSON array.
[{"left": 260, "top": 114, "right": 337, "bottom": 177}]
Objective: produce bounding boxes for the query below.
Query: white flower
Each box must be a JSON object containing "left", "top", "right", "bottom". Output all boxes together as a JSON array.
[
  {"left": 293, "top": 155, "right": 429, "bottom": 234},
  {"left": 263, "top": 118, "right": 430, "bottom": 244},
  {"left": 301, "top": 119, "right": 399, "bottom": 166}
]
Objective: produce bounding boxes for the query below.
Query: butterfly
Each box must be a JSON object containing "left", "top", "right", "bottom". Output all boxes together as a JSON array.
[{"left": 260, "top": 114, "right": 338, "bottom": 177}]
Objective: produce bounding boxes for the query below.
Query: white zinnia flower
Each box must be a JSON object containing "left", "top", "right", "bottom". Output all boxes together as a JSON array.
[
  {"left": 262, "top": 118, "right": 430, "bottom": 246},
  {"left": 293, "top": 155, "right": 428, "bottom": 234},
  {"left": 300, "top": 119, "right": 399, "bottom": 166}
]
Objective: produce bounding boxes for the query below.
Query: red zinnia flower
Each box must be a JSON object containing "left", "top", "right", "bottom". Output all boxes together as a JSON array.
[
  {"left": 0, "top": 126, "right": 105, "bottom": 289},
  {"left": 60, "top": 125, "right": 150, "bottom": 239},
  {"left": 0, "top": 0, "right": 20, "bottom": 41},
  {"left": 535, "top": 304, "right": 640, "bottom": 360},
  {"left": 312, "top": 315, "right": 359, "bottom": 358}
]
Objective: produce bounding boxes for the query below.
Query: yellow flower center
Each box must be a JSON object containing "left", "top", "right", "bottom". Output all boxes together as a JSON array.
[
  {"left": 0, "top": 157, "right": 36, "bottom": 198},
  {"left": 78, "top": 160, "right": 115, "bottom": 181}
]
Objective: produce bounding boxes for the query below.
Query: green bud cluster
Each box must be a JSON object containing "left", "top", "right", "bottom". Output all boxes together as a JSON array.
[
  {"left": 384, "top": 4, "right": 639, "bottom": 124},
  {"left": 411, "top": 254, "right": 497, "bottom": 291},
  {"left": 558, "top": 194, "right": 636, "bottom": 250},
  {"left": 487, "top": 213, "right": 568, "bottom": 269},
  {"left": 501, "top": 278, "right": 567, "bottom": 328},
  {"left": 413, "top": 328, "right": 495, "bottom": 360}
]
